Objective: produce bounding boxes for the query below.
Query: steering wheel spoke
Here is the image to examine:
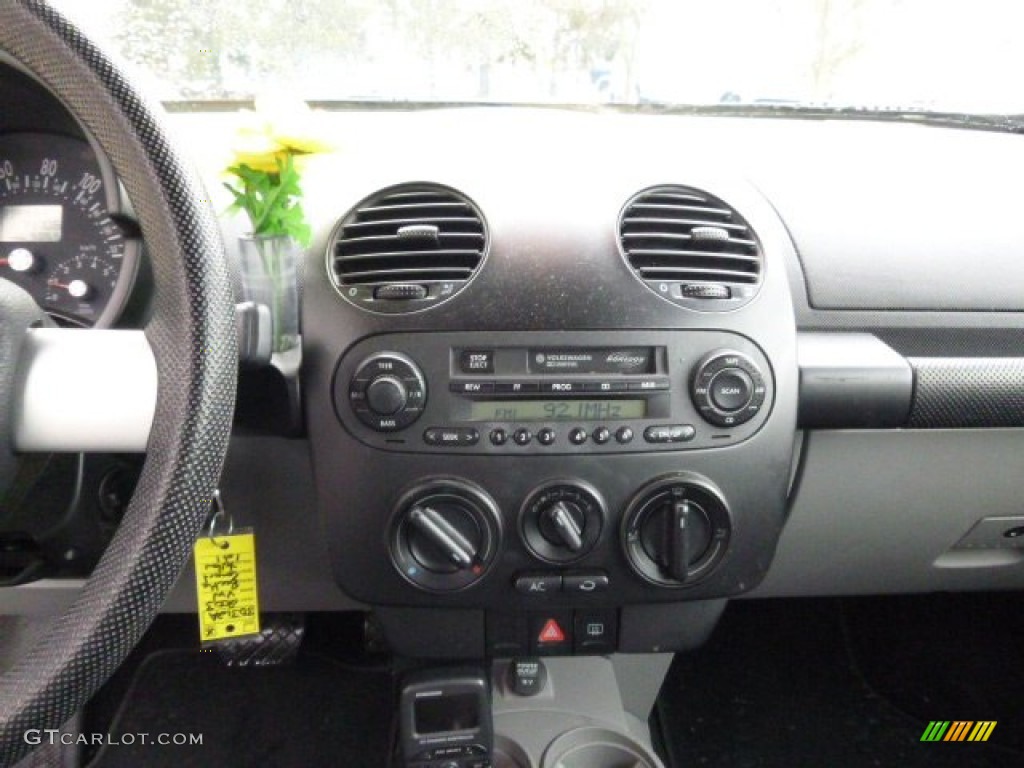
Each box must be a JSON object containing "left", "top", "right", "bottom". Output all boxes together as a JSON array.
[{"left": 13, "top": 328, "right": 156, "bottom": 454}]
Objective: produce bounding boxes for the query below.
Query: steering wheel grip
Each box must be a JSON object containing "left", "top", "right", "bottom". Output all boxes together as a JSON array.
[{"left": 0, "top": 2, "right": 236, "bottom": 764}]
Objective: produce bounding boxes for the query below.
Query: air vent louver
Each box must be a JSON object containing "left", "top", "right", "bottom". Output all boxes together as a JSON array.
[
  {"left": 619, "top": 186, "right": 763, "bottom": 309},
  {"left": 330, "top": 183, "right": 487, "bottom": 312}
]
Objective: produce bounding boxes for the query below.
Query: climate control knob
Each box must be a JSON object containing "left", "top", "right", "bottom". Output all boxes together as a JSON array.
[
  {"left": 622, "top": 474, "right": 730, "bottom": 587},
  {"left": 391, "top": 479, "right": 501, "bottom": 592},
  {"left": 521, "top": 481, "right": 605, "bottom": 564},
  {"left": 691, "top": 350, "right": 767, "bottom": 428},
  {"left": 344, "top": 351, "right": 427, "bottom": 432}
]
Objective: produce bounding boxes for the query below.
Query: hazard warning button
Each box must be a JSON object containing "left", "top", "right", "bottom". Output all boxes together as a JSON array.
[
  {"left": 530, "top": 612, "right": 573, "bottom": 655},
  {"left": 539, "top": 619, "right": 564, "bottom": 643}
]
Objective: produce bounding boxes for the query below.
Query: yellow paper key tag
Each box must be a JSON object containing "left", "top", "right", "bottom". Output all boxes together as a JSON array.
[{"left": 194, "top": 498, "right": 260, "bottom": 643}]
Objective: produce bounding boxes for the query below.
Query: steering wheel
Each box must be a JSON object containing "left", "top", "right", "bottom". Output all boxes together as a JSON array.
[{"left": 0, "top": 2, "right": 236, "bottom": 764}]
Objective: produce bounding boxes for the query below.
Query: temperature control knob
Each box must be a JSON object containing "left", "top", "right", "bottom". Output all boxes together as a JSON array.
[
  {"left": 391, "top": 479, "right": 502, "bottom": 592},
  {"left": 691, "top": 350, "right": 767, "bottom": 428},
  {"left": 344, "top": 352, "right": 427, "bottom": 432},
  {"left": 622, "top": 474, "right": 730, "bottom": 587},
  {"left": 521, "top": 481, "right": 605, "bottom": 564}
]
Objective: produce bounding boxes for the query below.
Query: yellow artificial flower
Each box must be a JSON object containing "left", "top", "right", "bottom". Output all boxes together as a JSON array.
[
  {"left": 223, "top": 93, "right": 333, "bottom": 247},
  {"left": 226, "top": 96, "right": 334, "bottom": 175},
  {"left": 255, "top": 94, "right": 336, "bottom": 155},
  {"left": 229, "top": 132, "right": 286, "bottom": 173}
]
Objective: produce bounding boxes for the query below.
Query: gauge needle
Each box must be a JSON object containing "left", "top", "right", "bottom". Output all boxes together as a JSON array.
[{"left": 48, "top": 279, "right": 69, "bottom": 289}]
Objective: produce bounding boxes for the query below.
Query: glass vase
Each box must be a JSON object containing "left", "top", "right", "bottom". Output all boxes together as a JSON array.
[{"left": 237, "top": 234, "right": 300, "bottom": 355}]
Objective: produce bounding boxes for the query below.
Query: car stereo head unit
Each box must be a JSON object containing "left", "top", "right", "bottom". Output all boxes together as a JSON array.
[
  {"left": 335, "top": 331, "right": 773, "bottom": 455},
  {"left": 448, "top": 344, "right": 671, "bottom": 421}
]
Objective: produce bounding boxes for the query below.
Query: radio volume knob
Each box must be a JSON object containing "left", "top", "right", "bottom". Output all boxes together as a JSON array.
[
  {"left": 343, "top": 352, "right": 428, "bottom": 432},
  {"left": 367, "top": 375, "right": 408, "bottom": 415}
]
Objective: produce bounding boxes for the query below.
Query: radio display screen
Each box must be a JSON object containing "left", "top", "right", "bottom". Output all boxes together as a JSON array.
[{"left": 468, "top": 399, "right": 646, "bottom": 422}]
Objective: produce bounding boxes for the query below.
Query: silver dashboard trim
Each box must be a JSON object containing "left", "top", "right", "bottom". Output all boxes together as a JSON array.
[{"left": 13, "top": 328, "right": 155, "bottom": 453}]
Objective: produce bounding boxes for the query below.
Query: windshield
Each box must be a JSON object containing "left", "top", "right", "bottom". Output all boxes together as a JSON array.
[{"left": 49, "top": 0, "right": 1024, "bottom": 115}]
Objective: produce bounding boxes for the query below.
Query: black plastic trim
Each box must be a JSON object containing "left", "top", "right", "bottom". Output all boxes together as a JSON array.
[{"left": 797, "top": 333, "right": 912, "bottom": 428}]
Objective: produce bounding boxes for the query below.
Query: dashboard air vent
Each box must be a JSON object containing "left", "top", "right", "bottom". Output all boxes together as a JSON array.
[
  {"left": 619, "top": 186, "right": 763, "bottom": 309},
  {"left": 330, "top": 183, "right": 487, "bottom": 313}
]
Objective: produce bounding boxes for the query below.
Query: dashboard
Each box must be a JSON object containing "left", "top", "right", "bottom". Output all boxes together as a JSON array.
[
  {"left": 0, "top": 64, "right": 141, "bottom": 327},
  {"left": 302, "top": 159, "right": 800, "bottom": 658},
  {"left": 5, "top": 57, "right": 1024, "bottom": 660}
]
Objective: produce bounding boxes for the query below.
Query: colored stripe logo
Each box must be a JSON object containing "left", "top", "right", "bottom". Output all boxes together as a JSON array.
[{"left": 921, "top": 721, "right": 996, "bottom": 742}]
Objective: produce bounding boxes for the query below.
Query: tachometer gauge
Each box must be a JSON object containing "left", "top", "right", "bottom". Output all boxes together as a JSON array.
[{"left": 0, "top": 133, "right": 139, "bottom": 326}]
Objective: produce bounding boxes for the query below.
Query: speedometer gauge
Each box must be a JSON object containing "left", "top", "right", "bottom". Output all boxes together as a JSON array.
[{"left": 0, "top": 133, "right": 139, "bottom": 326}]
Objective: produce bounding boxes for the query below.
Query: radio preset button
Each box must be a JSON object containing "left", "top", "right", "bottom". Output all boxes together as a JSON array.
[
  {"left": 615, "top": 426, "right": 634, "bottom": 444},
  {"left": 489, "top": 428, "right": 508, "bottom": 446},
  {"left": 513, "top": 428, "right": 533, "bottom": 446},
  {"left": 569, "top": 428, "right": 588, "bottom": 445},
  {"left": 537, "top": 428, "right": 556, "bottom": 446},
  {"left": 592, "top": 427, "right": 611, "bottom": 444}
]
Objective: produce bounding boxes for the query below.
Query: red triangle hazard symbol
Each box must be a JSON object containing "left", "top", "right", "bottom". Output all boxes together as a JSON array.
[{"left": 538, "top": 618, "right": 565, "bottom": 643}]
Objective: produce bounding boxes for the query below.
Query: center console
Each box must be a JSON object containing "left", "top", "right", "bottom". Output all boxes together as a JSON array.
[
  {"left": 303, "top": 175, "right": 799, "bottom": 658},
  {"left": 396, "top": 657, "right": 672, "bottom": 768}
]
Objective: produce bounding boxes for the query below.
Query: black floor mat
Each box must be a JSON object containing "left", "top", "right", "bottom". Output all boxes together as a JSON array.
[
  {"left": 844, "top": 593, "right": 1024, "bottom": 752},
  {"left": 655, "top": 598, "right": 1022, "bottom": 768},
  {"left": 86, "top": 649, "right": 394, "bottom": 768}
]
